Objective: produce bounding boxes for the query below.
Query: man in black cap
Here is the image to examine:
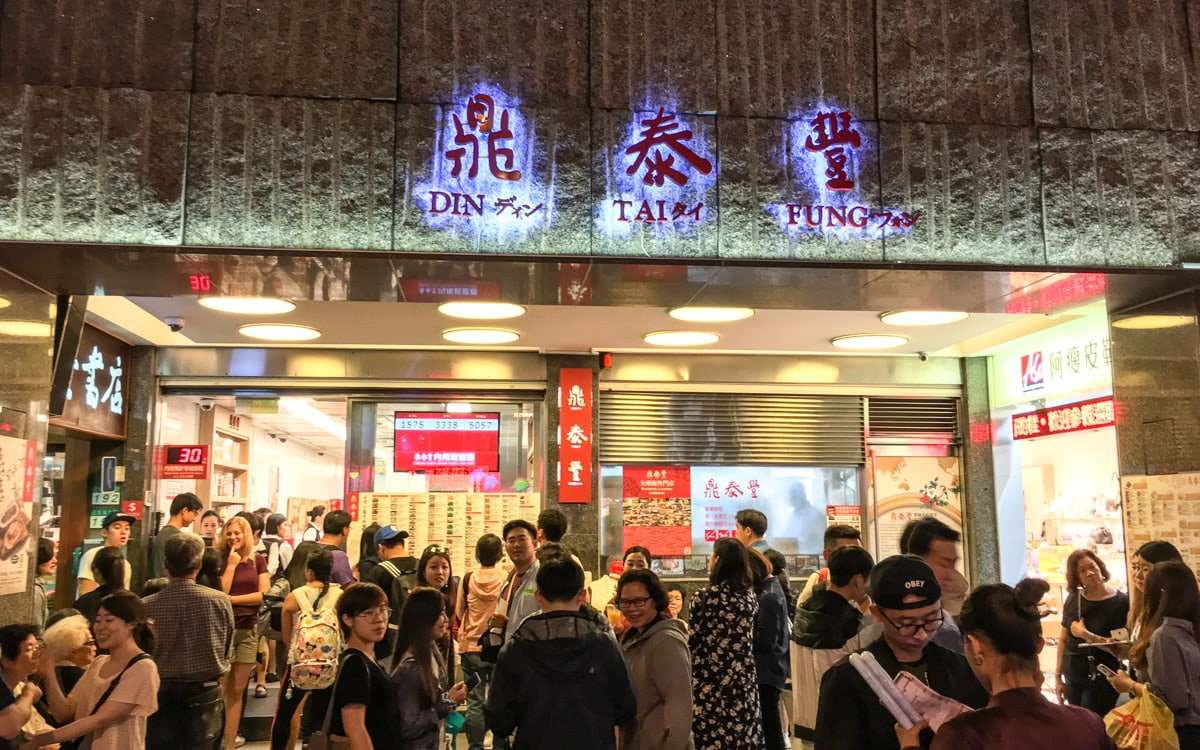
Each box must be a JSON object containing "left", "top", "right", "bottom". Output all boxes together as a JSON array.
[
  {"left": 813, "top": 555, "right": 988, "bottom": 750},
  {"left": 76, "top": 510, "right": 135, "bottom": 596}
]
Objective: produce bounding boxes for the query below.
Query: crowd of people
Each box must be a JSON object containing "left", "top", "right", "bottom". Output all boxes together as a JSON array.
[{"left": 4, "top": 497, "right": 1200, "bottom": 750}]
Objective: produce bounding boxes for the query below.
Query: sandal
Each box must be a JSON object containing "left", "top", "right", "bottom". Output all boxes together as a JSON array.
[{"left": 254, "top": 685, "right": 268, "bottom": 698}]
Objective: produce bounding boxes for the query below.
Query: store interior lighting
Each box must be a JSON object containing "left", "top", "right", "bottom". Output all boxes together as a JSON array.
[
  {"left": 830, "top": 333, "right": 909, "bottom": 350},
  {"left": 239, "top": 323, "right": 321, "bottom": 341},
  {"left": 667, "top": 306, "right": 755, "bottom": 323},
  {"left": 643, "top": 330, "right": 720, "bottom": 346},
  {"left": 437, "top": 301, "right": 527, "bottom": 320},
  {"left": 0, "top": 297, "right": 12, "bottom": 310},
  {"left": 1111, "top": 314, "right": 1196, "bottom": 330},
  {"left": 879, "top": 310, "right": 970, "bottom": 326},
  {"left": 0, "top": 320, "right": 53, "bottom": 337},
  {"left": 199, "top": 297, "right": 296, "bottom": 314},
  {"left": 279, "top": 397, "right": 347, "bottom": 440},
  {"left": 445, "top": 402, "right": 473, "bottom": 413},
  {"left": 442, "top": 327, "right": 521, "bottom": 344}
]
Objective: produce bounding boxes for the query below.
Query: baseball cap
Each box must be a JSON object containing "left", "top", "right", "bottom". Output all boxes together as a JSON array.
[
  {"left": 869, "top": 554, "right": 941, "bottom": 610},
  {"left": 374, "top": 525, "right": 408, "bottom": 546},
  {"left": 102, "top": 511, "right": 137, "bottom": 529}
]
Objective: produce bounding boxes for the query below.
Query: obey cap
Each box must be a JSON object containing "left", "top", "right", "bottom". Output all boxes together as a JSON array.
[
  {"left": 869, "top": 554, "right": 941, "bottom": 610},
  {"left": 102, "top": 511, "right": 137, "bottom": 529}
]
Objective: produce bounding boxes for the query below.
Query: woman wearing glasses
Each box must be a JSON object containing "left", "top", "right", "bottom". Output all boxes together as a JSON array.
[
  {"left": 391, "top": 588, "right": 468, "bottom": 750},
  {"left": 690, "top": 537, "right": 761, "bottom": 750},
  {"left": 417, "top": 545, "right": 458, "bottom": 670},
  {"left": 616, "top": 568, "right": 692, "bottom": 750},
  {"left": 1127, "top": 541, "right": 1182, "bottom": 638},
  {"left": 328, "top": 583, "right": 399, "bottom": 750}
]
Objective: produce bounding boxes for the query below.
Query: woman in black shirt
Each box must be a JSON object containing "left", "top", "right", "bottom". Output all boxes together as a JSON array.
[
  {"left": 332, "top": 583, "right": 399, "bottom": 750},
  {"left": 1054, "top": 548, "right": 1129, "bottom": 716}
]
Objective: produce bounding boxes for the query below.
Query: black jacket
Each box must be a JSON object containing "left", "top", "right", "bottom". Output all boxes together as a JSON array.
[
  {"left": 793, "top": 588, "right": 862, "bottom": 649},
  {"left": 753, "top": 577, "right": 791, "bottom": 690},
  {"left": 485, "top": 609, "right": 637, "bottom": 750},
  {"left": 813, "top": 637, "right": 989, "bottom": 750}
]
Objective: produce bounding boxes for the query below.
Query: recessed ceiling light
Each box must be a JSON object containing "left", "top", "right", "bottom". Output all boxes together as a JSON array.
[
  {"left": 879, "top": 310, "right": 970, "bottom": 326},
  {"left": 442, "top": 328, "right": 520, "bottom": 344},
  {"left": 437, "top": 302, "right": 527, "bottom": 320},
  {"left": 668, "top": 306, "right": 755, "bottom": 323},
  {"left": 643, "top": 330, "right": 720, "bottom": 346},
  {"left": 200, "top": 297, "right": 296, "bottom": 315},
  {"left": 831, "top": 333, "right": 909, "bottom": 350},
  {"left": 445, "top": 402, "right": 473, "bottom": 414},
  {"left": 0, "top": 297, "right": 12, "bottom": 310},
  {"left": 0, "top": 320, "right": 52, "bottom": 337},
  {"left": 238, "top": 323, "right": 321, "bottom": 341},
  {"left": 1111, "top": 315, "right": 1195, "bottom": 330}
]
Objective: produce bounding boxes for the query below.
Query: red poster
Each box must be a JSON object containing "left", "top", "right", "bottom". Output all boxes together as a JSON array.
[
  {"left": 347, "top": 492, "right": 360, "bottom": 521},
  {"left": 22, "top": 441, "right": 36, "bottom": 504},
  {"left": 622, "top": 466, "right": 692, "bottom": 556},
  {"left": 557, "top": 368, "right": 593, "bottom": 503},
  {"left": 121, "top": 500, "right": 143, "bottom": 521}
]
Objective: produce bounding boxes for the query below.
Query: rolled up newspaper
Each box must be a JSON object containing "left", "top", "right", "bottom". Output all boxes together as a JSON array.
[{"left": 848, "top": 651, "right": 923, "bottom": 729}]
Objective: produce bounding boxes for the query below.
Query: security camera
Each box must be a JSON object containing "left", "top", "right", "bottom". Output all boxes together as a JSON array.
[
  {"left": 164, "top": 316, "right": 186, "bottom": 333},
  {"left": 917, "top": 351, "right": 931, "bottom": 362},
  {"left": 198, "top": 397, "right": 215, "bottom": 412},
  {"left": 278, "top": 437, "right": 287, "bottom": 444}
]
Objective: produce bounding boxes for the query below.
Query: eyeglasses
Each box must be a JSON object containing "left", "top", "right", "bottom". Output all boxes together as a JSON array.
[
  {"left": 616, "top": 596, "right": 653, "bottom": 610},
  {"left": 876, "top": 609, "right": 944, "bottom": 637},
  {"left": 356, "top": 607, "right": 392, "bottom": 621}
]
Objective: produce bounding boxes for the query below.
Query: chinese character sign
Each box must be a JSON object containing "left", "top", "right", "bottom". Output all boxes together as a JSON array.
[
  {"left": 557, "top": 368, "right": 593, "bottom": 503},
  {"left": 55, "top": 324, "right": 131, "bottom": 439},
  {"left": 772, "top": 105, "right": 920, "bottom": 240},
  {"left": 1011, "top": 397, "right": 1116, "bottom": 440},
  {"left": 599, "top": 107, "right": 717, "bottom": 237},
  {"left": 417, "top": 85, "right": 552, "bottom": 244}
]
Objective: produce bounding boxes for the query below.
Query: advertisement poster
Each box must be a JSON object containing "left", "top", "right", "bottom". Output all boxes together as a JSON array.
[
  {"left": 827, "top": 504, "right": 862, "bottom": 530},
  {"left": 869, "top": 456, "right": 963, "bottom": 561},
  {"left": 1121, "top": 472, "right": 1200, "bottom": 573},
  {"left": 0, "top": 438, "right": 35, "bottom": 596},
  {"left": 622, "top": 467, "right": 692, "bottom": 556}
]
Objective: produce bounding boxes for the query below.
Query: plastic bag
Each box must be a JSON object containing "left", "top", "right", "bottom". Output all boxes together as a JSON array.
[{"left": 1104, "top": 692, "right": 1181, "bottom": 750}]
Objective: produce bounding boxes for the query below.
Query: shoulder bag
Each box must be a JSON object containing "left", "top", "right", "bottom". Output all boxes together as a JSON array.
[{"left": 64, "top": 653, "right": 152, "bottom": 750}]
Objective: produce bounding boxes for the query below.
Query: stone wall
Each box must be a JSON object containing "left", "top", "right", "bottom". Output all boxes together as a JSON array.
[{"left": 0, "top": 0, "right": 1196, "bottom": 266}]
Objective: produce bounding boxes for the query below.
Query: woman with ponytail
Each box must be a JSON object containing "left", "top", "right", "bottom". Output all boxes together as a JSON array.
[
  {"left": 896, "top": 582, "right": 1113, "bottom": 750},
  {"left": 1107, "top": 562, "right": 1200, "bottom": 750},
  {"left": 33, "top": 590, "right": 159, "bottom": 750}
]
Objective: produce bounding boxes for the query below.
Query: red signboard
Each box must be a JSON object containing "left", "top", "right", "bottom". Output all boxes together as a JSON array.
[
  {"left": 122, "top": 499, "right": 143, "bottom": 521},
  {"left": 557, "top": 368, "right": 593, "bottom": 503},
  {"left": 1012, "top": 397, "right": 1116, "bottom": 440},
  {"left": 622, "top": 466, "right": 691, "bottom": 555},
  {"left": 161, "top": 445, "right": 210, "bottom": 480},
  {"left": 393, "top": 413, "right": 501, "bottom": 471},
  {"left": 1021, "top": 352, "right": 1044, "bottom": 392}
]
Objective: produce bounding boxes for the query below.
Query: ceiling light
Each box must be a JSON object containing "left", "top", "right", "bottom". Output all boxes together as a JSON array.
[
  {"left": 879, "top": 310, "right": 970, "bottom": 326},
  {"left": 238, "top": 323, "right": 321, "bottom": 341},
  {"left": 279, "top": 397, "right": 346, "bottom": 440},
  {"left": 442, "top": 328, "right": 520, "bottom": 344},
  {"left": 437, "top": 302, "right": 526, "bottom": 320},
  {"left": 0, "top": 321, "right": 52, "bottom": 337},
  {"left": 445, "top": 402, "right": 473, "bottom": 414},
  {"left": 668, "top": 306, "right": 755, "bottom": 323},
  {"left": 643, "top": 330, "right": 720, "bottom": 346},
  {"left": 200, "top": 297, "right": 296, "bottom": 315},
  {"left": 830, "top": 333, "right": 909, "bottom": 350},
  {"left": 1111, "top": 315, "right": 1196, "bottom": 330},
  {"left": 0, "top": 297, "right": 12, "bottom": 310}
]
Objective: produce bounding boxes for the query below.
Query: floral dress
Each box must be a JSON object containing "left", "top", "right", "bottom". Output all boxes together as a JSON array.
[{"left": 689, "top": 582, "right": 762, "bottom": 750}]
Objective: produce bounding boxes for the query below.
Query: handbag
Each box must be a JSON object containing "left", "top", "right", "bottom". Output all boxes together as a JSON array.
[
  {"left": 64, "top": 653, "right": 152, "bottom": 750},
  {"left": 308, "top": 652, "right": 369, "bottom": 750}
]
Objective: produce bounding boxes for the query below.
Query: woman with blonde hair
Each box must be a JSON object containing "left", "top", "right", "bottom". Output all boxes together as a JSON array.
[
  {"left": 217, "top": 515, "right": 268, "bottom": 750},
  {"left": 41, "top": 615, "right": 96, "bottom": 697},
  {"left": 1107, "top": 561, "right": 1200, "bottom": 750}
]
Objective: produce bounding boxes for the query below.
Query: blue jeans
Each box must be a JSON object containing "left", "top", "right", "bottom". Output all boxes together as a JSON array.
[{"left": 460, "top": 652, "right": 492, "bottom": 750}]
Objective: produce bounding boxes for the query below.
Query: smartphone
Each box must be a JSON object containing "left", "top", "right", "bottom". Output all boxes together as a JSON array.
[
  {"left": 464, "top": 671, "right": 482, "bottom": 691},
  {"left": 1096, "top": 664, "right": 1118, "bottom": 678}
]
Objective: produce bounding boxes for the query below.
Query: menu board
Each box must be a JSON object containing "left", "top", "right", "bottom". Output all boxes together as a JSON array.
[
  {"left": 359, "top": 492, "right": 540, "bottom": 575},
  {"left": 1121, "top": 472, "right": 1200, "bottom": 572}
]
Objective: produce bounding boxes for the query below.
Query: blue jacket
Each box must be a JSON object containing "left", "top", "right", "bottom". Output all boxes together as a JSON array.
[{"left": 754, "top": 576, "right": 791, "bottom": 690}]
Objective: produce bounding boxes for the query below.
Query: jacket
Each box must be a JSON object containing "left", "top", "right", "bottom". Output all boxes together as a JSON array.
[
  {"left": 486, "top": 609, "right": 637, "bottom": 750},
  {"left": 931, "top": 687, "right": 1113, "bottom": 750},
  {"left": 790, "top": 589, "right": 877, "bottom": 740},
  {"left": 1147, "top": 616, "right": 1200, "bottom": 727},
  {"left": 793, "top": 588, "right": 862, "bottom": 649},
  {"left": 620, "top": 616, "right": 693, "bottom": 750},
  {"left": 813, "top": 637, "right": 989, "bottom": 750},
  {"left": 457, "top": 566, "right": 506, "bottom": 654},
  {"left": 754, "top": 577, "right": 790, "bottom": 690},
  {"left": 392, "top": 651, "right": 457, "bottom": 750}
]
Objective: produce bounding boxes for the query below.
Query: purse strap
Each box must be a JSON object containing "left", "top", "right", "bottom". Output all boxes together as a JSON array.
[
  {"left": 319, "top": 650, "right": 371, "bottom": 736},
  {"left": 88, "top": 653, "right": 151, "bottom": 715}
]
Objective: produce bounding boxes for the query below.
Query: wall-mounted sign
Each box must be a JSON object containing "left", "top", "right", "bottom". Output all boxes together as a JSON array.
[
  {"left": 393, "top": 413, "right": 501, "bottom": 472},
  {"left": 773, "top": 107, "right": 919, "bottom": 240},
  {"left": 599, "top": 107, "right": 716, "bottom": 236},
  {"left": 989, "top": 312, "right": 1115, "bottom": 409},
  {"left": 161, "top": 445, "right": 210, "bottom": 480},
  {"left": 557, "top": 368, "right": 593, "bottom": 503},
  {"left": 416, "top": 86, "right": 552, "bottom": 243},
  {"left": 622, "top": 466, "right": 691, "bottom": 556},
  {"left": 398, "top": 279, "right": 500, "bottom": 302},
  {"left": 52, "top": 324, "right": 131, "bottom": 439},
  {"left": 1011, "top": 397, "right": 1115, "bottom": 440}
]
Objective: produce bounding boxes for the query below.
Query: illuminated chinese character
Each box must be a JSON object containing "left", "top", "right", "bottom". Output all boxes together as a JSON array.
[
  {"left": 1084, "top": 340, "right": 1099, "bottom": 370},
  {"left": 805, "top": 111, "right": 861, "bottom": 192},
  {"left": 567, "top": 384, "right": 587, "bottom": 409},
  {"left": 565, "top": 424, "right": 589, "bottom": 446},
  {"left": 1066, "top": 345, "right": 1081, "bottom": 374},
  {"left": 725, "top": 481, "right": 743, "bottom": 498},
  {"left": 747, "top": 479, "right": 760, "bottom": 499},
  {"left": 704, "top": 478, "right": 719, "bottom": 499},
  {"left": 79, "top": 346, "right": 104, "bottom": 409},
  {"left": 625, "top": 108, "right": 713, "bottom": 187},
  {"left": 1101, "top": 337, "right": 1112, "bottom": 365},
  {"left": 104, "top": 356, "right": 123, "bottom": 415},
  {"left": 567, "top": 460, "right": 583, "bottom": 482},
  {"left": 445, "top": 93, "right": 522, "bottom": 182}
]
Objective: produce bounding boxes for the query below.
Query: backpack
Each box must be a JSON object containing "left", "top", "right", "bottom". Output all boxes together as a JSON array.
[
  {"left": 257, "top": 575, "right": 291, "bottom": 639},
  {"left": 376, "top": 559, "right": 417, "bottom": 642},
  {"left": 288, "top": 585, "right": 342, "bottom": 691}
]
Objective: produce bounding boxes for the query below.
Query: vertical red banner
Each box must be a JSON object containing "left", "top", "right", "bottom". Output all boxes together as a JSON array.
[
  {"left": 22, "top": 441, "right": 36, "bottom": 504},
  {"left": 557, "top": 368, "right": 593, "bottom": 503}
]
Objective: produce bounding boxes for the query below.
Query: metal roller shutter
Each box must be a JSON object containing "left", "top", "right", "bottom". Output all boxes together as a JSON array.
[
  {"left": 597, "top": 392, "right": 866, "bottom": 466},
  {"left": 865, "top": 397, "right": 960, "bottom": 443}
]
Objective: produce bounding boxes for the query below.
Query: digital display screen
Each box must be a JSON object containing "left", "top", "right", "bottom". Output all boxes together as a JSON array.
[
  {"left": 393, "top": 412, "right": 500, "bottom": 472},
  {"left": 161, "top": 445, "right": 210, "bottom": 480},
  {"left": 166, "top": 446, "right": 208, "bottom": 464}
]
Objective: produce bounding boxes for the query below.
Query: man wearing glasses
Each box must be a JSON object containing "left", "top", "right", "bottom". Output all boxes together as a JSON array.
[{"left": 813, "top": 555, "right": 988, "bottom": 750}]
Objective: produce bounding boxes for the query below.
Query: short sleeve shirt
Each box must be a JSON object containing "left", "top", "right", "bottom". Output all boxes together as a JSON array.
[
  {"left": 71, "top": 655, "right": 159, "bottom": 750},
  {"left": 76, "top": 546, "right": 132, "bottom": 594},
  {"left": 1061, "top": 589, "right": 1129, "bottom": 680},
  {"left": 330, "top": 648, "right": 399, "bottom": 748},
  {"left": 149, "top": 526, "right": 180, "bottom": 579},
  {"left": 230, "top": 554, "right": 268, "bottom": 629}
]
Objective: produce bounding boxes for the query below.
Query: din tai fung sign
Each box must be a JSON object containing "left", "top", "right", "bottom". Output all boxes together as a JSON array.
[{"left": 412, "top": 87, "right": 919, "bottom": 247}]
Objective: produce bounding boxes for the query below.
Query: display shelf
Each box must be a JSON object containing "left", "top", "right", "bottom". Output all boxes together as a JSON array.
[{"left": 196, "top": 406, "right": 252, "bottom": 513}]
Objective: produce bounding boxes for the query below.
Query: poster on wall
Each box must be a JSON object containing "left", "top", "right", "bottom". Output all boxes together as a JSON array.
[
  {"left": 868, "top": 456, "right": 963, "bottom": 561},
  {"left": 621, "top": 467, "right": 692, "bottom": 556},
  {"left": 0, "top": 437, "right": 36, "bottom": 596},
  {"left": 1122, "top": 473, "right": 1200, "bottom": 572}
]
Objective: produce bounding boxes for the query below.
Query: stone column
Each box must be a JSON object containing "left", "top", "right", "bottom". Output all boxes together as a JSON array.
[
  {"left": 123, "top": 345, "right": 157, "bottom": 592},
  {"left": 962, "top": 357, "right": 1001, "bottom": 584},
  {"left": 544, "top": 355, "right": 600, "bottom": 575}
]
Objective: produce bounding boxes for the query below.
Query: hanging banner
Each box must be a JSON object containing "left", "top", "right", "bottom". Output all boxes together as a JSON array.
[
  {"left": 621, "top": 466, "right": 692, "bottom": 556},
  {"left": 868, "top": 456, "right": 963, "bottom": 562},
  {"left": 557, "top": 368, "right": 593, "bottom": 503}
]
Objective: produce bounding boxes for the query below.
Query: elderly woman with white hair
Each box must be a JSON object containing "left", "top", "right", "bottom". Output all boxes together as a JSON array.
[{"left": 41, "top": 614, "right": 95, "bottom": 697}]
